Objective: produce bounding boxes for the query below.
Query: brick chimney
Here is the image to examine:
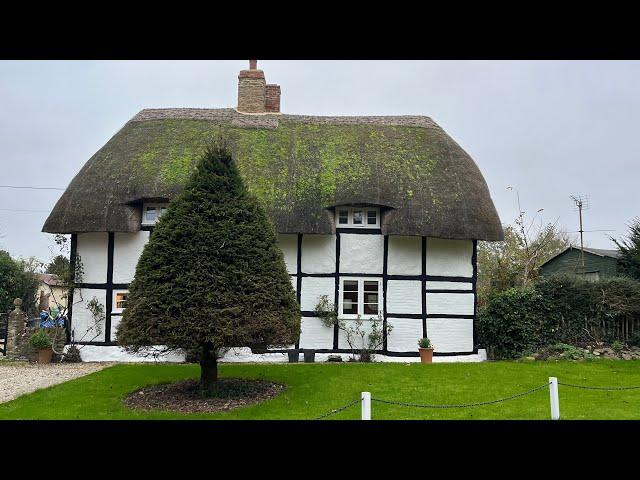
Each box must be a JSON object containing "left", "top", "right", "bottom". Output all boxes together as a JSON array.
[
  {"left": 265, "top": 84, "right": 281, "bottom": 113},
  {"left": 237, "top": 60, "right": 281, "bottom": 114}
]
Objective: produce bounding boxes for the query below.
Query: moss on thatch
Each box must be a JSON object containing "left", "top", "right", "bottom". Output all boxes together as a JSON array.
[{"left": 42, "top": 108, "right": 503, "bottom": 240}]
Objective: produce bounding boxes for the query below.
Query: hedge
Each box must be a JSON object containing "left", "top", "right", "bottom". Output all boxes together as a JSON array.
[{"left": 478, "top": 275, "right": 640, "bottom": 359}]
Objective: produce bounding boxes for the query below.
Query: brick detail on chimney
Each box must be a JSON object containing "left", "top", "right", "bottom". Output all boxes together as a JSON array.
[
  {"left": 237, "top": 69, "right": 266, "bottom": 113},
  {"left": 265, "top": 84, "right": 281, "bottom": 113}
]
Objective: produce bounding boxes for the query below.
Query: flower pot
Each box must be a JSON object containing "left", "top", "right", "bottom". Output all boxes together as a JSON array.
[
  {"left": 287, "top": 349, "right": 300, "bottom": 363},
  {"left": 303, "top": 349, "right": 316, "bottom": 363},
  {"left": 38, "top": 348, "right": 53, "bottom": 364},
  {"left": 419, "top": 348, "right": 434, "bottom": 363}
]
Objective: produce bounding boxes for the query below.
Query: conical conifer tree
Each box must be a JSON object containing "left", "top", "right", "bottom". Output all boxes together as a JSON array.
[
  {"left": 613, "top": 217, "right": 640, "bottom": 281},
  {"left": 117, "top": 143, "right": 300, "bottom": 392}
]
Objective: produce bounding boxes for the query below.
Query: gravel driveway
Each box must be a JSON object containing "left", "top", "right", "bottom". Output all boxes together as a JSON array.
[{"left": 0, "top": 361, "right": 112, "bottom": 403}]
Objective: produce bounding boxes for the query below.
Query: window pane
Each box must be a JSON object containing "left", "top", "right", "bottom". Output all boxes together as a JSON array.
[
  {"left": 352, "top": 210, "right": 363, "bottom": 224},
  {"left": 338, "top": 210, "right": 348, "bottom": 224},
  {"left": 160, "top": 207, "right": 167, "bottom": 217},
  {"left": 343, "top": 291, "right": 358, "bottom": 314},
  {"left": 364, "top": 303, "right": 379, "bottom": 315},
  {"left": 367, "top": 210, "right": 377, "bottom": 225},
  {"left": 364, "top": 293, "right": 378, "bottom": 304},
  {"left": 145, "top": 207, "right": 156, "bottom": 221},
  {"left": 364, "top": 281, "right": 378, "bottom": 292},
  {"left": 116, "top": 293, "right": 128, "bottom": 309},
  {"left": 344, "top": 280, "right": 358, "bottom": 291}
]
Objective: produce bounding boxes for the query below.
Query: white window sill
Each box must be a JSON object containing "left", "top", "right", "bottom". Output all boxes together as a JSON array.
[{"left": 338, "top": 314, "right": 382, "bottom": 321}]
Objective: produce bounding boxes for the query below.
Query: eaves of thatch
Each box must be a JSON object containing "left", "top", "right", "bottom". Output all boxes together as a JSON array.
[{"left": 42, "top": 108, "right": 504, "bottom": 241}]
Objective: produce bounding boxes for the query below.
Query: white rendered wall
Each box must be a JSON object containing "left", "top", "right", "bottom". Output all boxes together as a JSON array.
[
  {"left": 70, "top": 229, "right": 478, "bottom": 360},
  {"left": 76, "top": 233, "right": 108, "bottom": 283},
  {"left": 301, "top": 235, "right": 336, "bottom": 273},
  {"left": 386, "top": 318, "right": 423, "bottom": 352},
  {"left": 426, "top": 318, "right": 474, "bottom": 352},
  {"left": 72, "top": 345, "right": 485, "bottom": 363},
  {"left": 299, "top": 317, "right": 335, "bottom": 349},
  {"left": 425, "top": 281, "right": 473, "bottom": 291},
  {"left": 387, "top": 235, "right": 421, "bottom": 275},
  {"left": 338, "top": 319, "right": 376, "bottom": 350},
  {"left": 426, "top": 238, "right": 473, "bottom": 277},
  {"left": 300, "top": 277, "right": 335, "bottom": 311},
  {"left": 277, "top": 234, "right": 298, "bottom": 274},
  {"left": 71, "top": 288, "right": 106, "bottom": 343},
  {"left": 113, "top": 231, "right": 150, "bottom": 284},
  {"left": 387, "top": 280, "right": 422, "bottom": 314},
  {"left": 72, "top": 345, "right": 186, "bottom": 363},
  {"left": 339, "top": 234, "right": 383, "bottom": 274},
  {"left": 426, "top": 292, "right": 475, "bottom": 316},
  {"left": 110, "top": 315, "right": 122, "bottom": 341}
]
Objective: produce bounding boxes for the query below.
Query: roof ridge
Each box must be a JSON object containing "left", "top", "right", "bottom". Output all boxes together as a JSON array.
[{"left": 131, "top": 108, "right": 438, "bottom": 128}]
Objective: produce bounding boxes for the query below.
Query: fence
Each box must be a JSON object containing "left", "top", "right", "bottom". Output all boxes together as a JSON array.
[
  {"left": 314, "top": 376, "right": 640, "bottom": 420},
  {"left": 0, "top": 313, "right": 7, "bottom": 356}
]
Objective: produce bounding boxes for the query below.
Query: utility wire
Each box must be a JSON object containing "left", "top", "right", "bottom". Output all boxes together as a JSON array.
[
  {"left": 0, "top": 185, "right": 64, "bottom": 190},
  {"left": 0, "top": 208, "right": 50, "bottom": 213}
]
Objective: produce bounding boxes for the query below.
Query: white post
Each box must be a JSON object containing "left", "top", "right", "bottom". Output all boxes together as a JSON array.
[
  {"left": 549, "top": 377, "right": 560, "bottom": 420},
  {"left": 361, "top": 392, "right": 371, "bottom": 420}
]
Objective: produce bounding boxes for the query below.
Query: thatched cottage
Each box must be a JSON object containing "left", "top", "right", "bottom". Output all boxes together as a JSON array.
[{"left": 43, "top": 61, "right": 503, "bottom": 362}]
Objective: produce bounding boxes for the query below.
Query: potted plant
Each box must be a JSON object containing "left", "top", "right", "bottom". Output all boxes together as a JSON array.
[
  {"left": 418, "top": 337, "right": 434, "bottom": 363},
  {"left": 29, "top": 330, "right": 53, "bottom": 364}
]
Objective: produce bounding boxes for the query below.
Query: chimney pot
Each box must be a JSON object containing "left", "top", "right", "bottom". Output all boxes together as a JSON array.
[{"left": 249, "top": 60, "right": 257, "bottom": 70}]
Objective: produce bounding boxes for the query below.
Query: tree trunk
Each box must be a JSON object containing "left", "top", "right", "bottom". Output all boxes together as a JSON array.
[{"left": 199, "top": 344, "right": 218, "bottom": 394}]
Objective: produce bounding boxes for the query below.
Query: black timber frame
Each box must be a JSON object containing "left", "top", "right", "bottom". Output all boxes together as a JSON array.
[{"left": 68, "top": 227, "right": 479, "bottom": 356}]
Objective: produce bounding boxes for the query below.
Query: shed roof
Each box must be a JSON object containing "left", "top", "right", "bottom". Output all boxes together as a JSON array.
[
  {"left": 42, "top": 108, "right": 504, "bottom": 241},
  {"left": 541, "top": 245, "right": 621, "bottom": 267}
]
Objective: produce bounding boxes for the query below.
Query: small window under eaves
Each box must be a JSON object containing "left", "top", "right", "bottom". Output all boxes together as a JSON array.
[
  {"left": 141, "top": 202, "right": 169, "bottom": 226},
  {"left": 335, "top": 207, "right": 380, "bottom": 228}
]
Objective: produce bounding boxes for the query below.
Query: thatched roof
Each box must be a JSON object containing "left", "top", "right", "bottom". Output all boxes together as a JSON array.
[{"left": 42, "top": 108, "right": 504, "bottom": 241}]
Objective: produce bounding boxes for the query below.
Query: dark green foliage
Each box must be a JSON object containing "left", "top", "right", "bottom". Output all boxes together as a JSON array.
[
  {"left": 478, "top": 287, "right": 548, "bottom": 359},
  {"left": 479, "top": 275, "right": 640, "bottom": 359},
  {"left": 612, "top": 217, "right": 640, "bottom": 281},
  {"left": 0, "top": 250, "right": 39, "bottom": 314},
  {"left": 62, "top": 345, "right": 82, "bottom": 363},
  {"left": 117, "top": 144, "right": 300, "bottom": 391},
  {"left": 46, "top": 255, "right": 70, "bottom": 279}
]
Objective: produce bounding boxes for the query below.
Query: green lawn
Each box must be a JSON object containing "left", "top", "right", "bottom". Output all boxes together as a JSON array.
[{"left": 1, "top": 360, "right": 640, "bottom": 420}]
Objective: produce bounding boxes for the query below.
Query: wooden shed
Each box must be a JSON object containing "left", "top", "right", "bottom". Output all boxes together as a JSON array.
[{"left": 539, "top": 246, "right": 620, "bottom": 281}]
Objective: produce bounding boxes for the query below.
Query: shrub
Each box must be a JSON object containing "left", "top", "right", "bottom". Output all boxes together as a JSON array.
[
  {"left": 29, "top": 330, "right": 52, "bottom": 350},
  {"left": 478, "top": 286, "right": 546, "bottom": 359},
  {"left": 629, "top": 331, "right": 640, "bottom": 347},
  {"left": 418, "top": 337, "right": 432, "bottom": 349},
  {"left": 479, "top": 274, "right": 640, "bottom": 359},
  {"left": 62, "top": 345, "right": 82, "bottom": 363},
  {"left": 0, "top": 250, "right": 39, "bottom": 314},
  {"left": 117, "top": 144, "right": 299, "bottom": 393},
  {"left": 314, "top": 295, "right": 391, "bottom": 362}
]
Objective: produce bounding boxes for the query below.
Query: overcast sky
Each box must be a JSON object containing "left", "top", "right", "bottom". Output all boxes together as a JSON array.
[{"left": 1, "top": 60, "right": 638, "bottom": 263}]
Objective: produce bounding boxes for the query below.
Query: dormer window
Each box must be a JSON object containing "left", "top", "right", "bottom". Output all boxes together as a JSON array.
[
  {"left": 335, "top": 207, "right": 380, "bottom": 228},
  {"left": 142, "top": 203, "right": 168, "bottom": 226}
]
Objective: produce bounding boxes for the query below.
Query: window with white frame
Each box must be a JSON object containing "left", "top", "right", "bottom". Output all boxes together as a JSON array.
[
  {"left": 142, "top": 203, "right": 169, "bottom": 225},
  {"left": 335, "top": 207, "right": 380, "bottom": 228},
  {"left": 338, "top": 278, "right": 382, "bottom": 319},
  {"left": 113, "top": 290, "right": 129, "bottom": 313}
]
